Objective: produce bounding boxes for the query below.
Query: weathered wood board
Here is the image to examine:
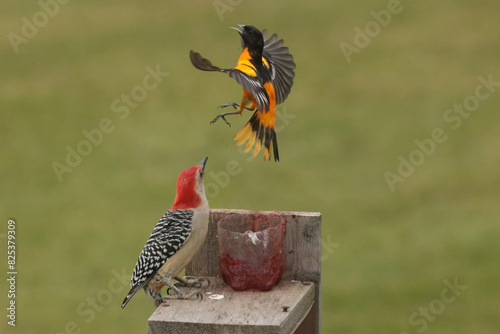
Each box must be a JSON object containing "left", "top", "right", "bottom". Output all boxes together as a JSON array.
[{"left": 148, "top": 278, "right": 314, "bottom": 334}]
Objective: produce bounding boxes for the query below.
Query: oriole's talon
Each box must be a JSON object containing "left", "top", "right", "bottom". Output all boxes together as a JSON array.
[
  {"left": 210, "top": 116, "right": 231, "bottom": 127},
  {"left": 221, "top": 116, "right": 231, "bottom": 127},
  {"left": 219, "top": 102, "right": 239, "bottom": 110},
  {"left": 210, "top": 112, "right": 239, "bottom": 127}
]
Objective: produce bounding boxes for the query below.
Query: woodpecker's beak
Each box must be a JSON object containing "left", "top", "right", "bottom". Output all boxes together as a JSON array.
[
  {"left": 198, "top": 157, "right": 208, "bottom": 173},
  {"left": 230, "top": 25, "right": 244, "bottom": 35}
]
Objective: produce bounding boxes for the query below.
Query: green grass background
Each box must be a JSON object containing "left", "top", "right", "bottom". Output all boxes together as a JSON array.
[{"left": 1, "top": 0, "right": 499, "bottom": 333}]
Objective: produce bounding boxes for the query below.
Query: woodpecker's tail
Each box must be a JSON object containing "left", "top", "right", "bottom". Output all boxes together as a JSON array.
[
  {"left": 121, "top": 285, "right": 143, "bottom": 309},
  {"left": 233, "top": 111, "right": 279, "bottom": 162}
]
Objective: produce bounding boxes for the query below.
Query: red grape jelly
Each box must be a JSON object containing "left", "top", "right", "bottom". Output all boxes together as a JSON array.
[{"left": 218, "top": 213, "right": 286, "bottom": 291}]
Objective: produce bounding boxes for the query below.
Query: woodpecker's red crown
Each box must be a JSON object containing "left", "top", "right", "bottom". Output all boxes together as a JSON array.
[{"left": 171, "top": 157, "right": 207, "bottom": 210}]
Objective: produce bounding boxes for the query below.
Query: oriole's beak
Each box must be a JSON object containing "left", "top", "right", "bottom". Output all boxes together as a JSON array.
[
  {"left": 198, "top": 157, "right": 208, "bottom": 173},
  {"left": 230, "top": 25, "right": 243, "bottom": 35}
]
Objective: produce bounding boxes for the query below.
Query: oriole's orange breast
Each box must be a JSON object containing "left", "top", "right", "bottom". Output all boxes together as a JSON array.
[{"left": 235, "top": 48, "right": 258, "bottom": 77}]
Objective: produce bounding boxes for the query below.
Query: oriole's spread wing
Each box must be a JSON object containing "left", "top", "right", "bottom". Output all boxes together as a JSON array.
[
  {"left": 262, "top": 30, "right": 296, "bottom": 105},
  {"left": 190, "top": 50, "right": 270, "bottom": 113}
]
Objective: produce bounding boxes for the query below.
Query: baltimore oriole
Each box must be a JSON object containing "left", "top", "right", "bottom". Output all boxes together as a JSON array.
[{"left": 190, "top": 24, "right": 295, "bottom": 161}]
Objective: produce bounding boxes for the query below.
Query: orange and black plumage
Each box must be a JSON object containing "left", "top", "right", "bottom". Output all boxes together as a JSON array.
[{"left": 190, "top": 24, "right": 295, "bottom": 161}]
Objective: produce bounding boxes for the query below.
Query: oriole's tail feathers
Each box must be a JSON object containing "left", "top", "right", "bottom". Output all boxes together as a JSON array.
[{"left": 233, "top": 111, "right": 279, "bottom": 162}]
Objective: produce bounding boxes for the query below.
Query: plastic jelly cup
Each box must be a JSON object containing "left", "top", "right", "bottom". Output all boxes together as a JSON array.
[{"left": 218, "top": 212, "right": 286, "bottom": 291}]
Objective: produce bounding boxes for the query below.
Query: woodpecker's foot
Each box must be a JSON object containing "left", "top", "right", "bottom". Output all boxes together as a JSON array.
[
  {"left": 173, "top": 276, "right": 211, "bottom": 289},
  {"left": 161, "top": 290, "right": 203, "bottom": 304}
]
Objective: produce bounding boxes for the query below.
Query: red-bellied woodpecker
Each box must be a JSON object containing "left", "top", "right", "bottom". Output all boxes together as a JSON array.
[{"left": 121, "top": 157, "right": 210, "bottom": 309}]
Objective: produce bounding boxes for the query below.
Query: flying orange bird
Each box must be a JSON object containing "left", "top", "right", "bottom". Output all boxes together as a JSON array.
[{"left": 190, "top": 24, "right": 295, "bottom": 161}]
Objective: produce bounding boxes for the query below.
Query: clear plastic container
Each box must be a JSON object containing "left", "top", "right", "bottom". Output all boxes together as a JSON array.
[{"left": 218, "top": 213, "right": 286, "bottom": 291}]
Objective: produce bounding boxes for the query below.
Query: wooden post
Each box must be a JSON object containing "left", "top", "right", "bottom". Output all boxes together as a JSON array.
[{"left": 148, "top": 209, "right": 322, "bottom": 334}]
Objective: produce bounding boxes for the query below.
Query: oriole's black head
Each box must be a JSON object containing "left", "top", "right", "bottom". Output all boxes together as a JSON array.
[{"left": 233, "top": 24, "right": 264, "bottom": 54}]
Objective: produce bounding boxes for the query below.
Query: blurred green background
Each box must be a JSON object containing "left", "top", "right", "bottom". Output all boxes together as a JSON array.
[{"left": 1, "top": 0, "right": 499, "bottom": 333}]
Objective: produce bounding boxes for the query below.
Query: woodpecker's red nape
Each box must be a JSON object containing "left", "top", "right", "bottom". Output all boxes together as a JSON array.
[{"left": 171, "top": 166, "right": 202, "bottom": 210}]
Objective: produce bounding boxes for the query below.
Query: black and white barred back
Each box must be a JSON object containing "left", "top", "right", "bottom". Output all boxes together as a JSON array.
[{"left": 129, "top": 209, "right": 194, "bottom": 293}]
